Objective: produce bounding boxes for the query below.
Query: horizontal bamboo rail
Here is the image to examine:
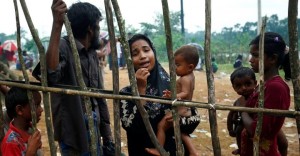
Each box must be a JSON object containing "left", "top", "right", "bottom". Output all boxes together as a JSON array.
[{"left": 0, "top": 80, "right": 299, "bottom": 118}]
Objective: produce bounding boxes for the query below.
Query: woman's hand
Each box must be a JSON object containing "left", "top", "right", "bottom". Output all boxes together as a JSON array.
[
  {"left": 157, "top": 112, "right": 173, "bottom": 131},
  {"left": 162, "top": 89, "right": 171, "bottom": 98},
  {"left": 135, "top": 68, "right": 150, "bottom": 95}
]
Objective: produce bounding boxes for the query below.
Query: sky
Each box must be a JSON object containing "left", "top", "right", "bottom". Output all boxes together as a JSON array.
[{"left": 0, "top": 0, "right": 296, "bottom": 38}]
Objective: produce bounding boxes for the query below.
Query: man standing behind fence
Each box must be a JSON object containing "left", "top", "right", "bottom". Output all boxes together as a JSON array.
[{"left": 33, "top": 0, "right": 114, "bottom": 155}]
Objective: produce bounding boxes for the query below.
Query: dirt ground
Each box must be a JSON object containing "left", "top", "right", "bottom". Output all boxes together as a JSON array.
[{"left": 37, "top": 66, "right": 299, "bottom": 156}]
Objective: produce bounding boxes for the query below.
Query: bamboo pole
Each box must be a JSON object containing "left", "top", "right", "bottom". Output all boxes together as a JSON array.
[
  {"left": 2, "top": 80, "right": 299, "bottom": 118},
  {"left": 253, "top": 17, "right": 266, "bottom": 156},
  {"left": 103, "top": 0, "right": 121, "bottom": 155},
  {"left": 13, "top": 0, "right": 37, "bottom": 131},
  {"left": 0, "top": 94, "right": 3, "bottom": 156},
  {"left": 63, "top": 15, "right": 97, "bottom": 156},
  {"left": 18, "top": 0, "right": 56, "bottom": 155},
  {"left": 288, "top": 0, "right": 300, "bottom": 152},
  {"left": 110, "top": 0, "right": 169, "bottom": 155},
  {"left": 204, "top": 0, "right": 221, "bottom": 155},
  {"left": 161, "top": 0, "right": 183, "bottom": 155}
]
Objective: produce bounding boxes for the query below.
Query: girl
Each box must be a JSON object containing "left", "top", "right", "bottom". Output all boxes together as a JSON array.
[
  {"left": 240, "top": 32, "right": 290, "bottom": 156},
  {"left": 119, "top": 34, "right": 200, "bottom": 156}
]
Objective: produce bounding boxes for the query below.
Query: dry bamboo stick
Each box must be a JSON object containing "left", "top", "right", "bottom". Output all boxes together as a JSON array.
[
  {"left": 204, "top": 0, "right": 221, "bottom": 155},
  {"left": 288, "top": 0, "right": 300, "bottom": 152},
  {"left": 253, "top": 17, "right": 266, "bottom": 156},
  {"left": 63, "top": 15, "right": 97, "bottom": 156},
  {"left": 18, "top": 0, "right": 56, "bottom": 155},
  {"left": 103, "top": 0, "right": 121, "bottom": 155},
  {"left": 13, "top": 0, "right": 37, "bottom": 131},
  {"left": 161, "top": 0, "right": 183, "bottom": 155},
  {"left": 0, "top": 94, "right": 3, "bottom": 156},
  {"left": 110, "top": 0, "right": 169, "bottom": 155},
  {"left": 2, "top": 80, "right": 299, "bottom": 118}
]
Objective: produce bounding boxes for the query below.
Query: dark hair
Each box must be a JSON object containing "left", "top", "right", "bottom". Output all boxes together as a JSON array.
[
  {"left": 174, "top": 45, "right": 199, "bottom": 67},
  {"left": 249, "top": 32, "right": 291, "bottom": 79},
  {"left": 5, "top": 87, "right": 30, "bottom": 118},
  {"left": 128, "top": 34, "right": 156, "bottom": 55},
  {"left": 230, "top": 67, "right": 256, "bottom": 85},
  {"left": 67, "top": 2, "right": 102, "bottom": 39},
  {"left": 212, "top": 57, "right": 216, "bottom": 62},
  {"left": 237, "top": 54, "right": 243, "bottom": 60}
]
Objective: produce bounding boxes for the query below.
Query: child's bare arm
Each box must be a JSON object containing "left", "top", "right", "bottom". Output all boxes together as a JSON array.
[{"left": 227, "top": 110, "right": 236, "bottom": 137}]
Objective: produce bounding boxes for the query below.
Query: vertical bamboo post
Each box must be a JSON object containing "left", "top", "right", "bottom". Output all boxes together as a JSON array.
[
  {"left": 288, "top": 0, "right": 300, "bottom": 152},
  {"left": 204, "top": 0, "right": 221, "bottom": 155},
  {"left": 13, "top": 0, "right": 37, "bottom": 131},
  {"left": 0, "top": 94, "right": 3, "bottom": 156},
  {"left": 161, "top": 0, "right": 184, "bottom": 155},
  {"left": 103, "top": 0, "right": 121, "bottom": 155},
  {"left": 63, "top": 15, "right": 97, "bottom": 156},
  {"left": 111, "top": 0, "right": 169, "bottom": 155},
  {"left": 253, "top": 17, "right": 266, "bottom": 156},
  {"left": 18, "top": 0, "right": 56, "bottom": 155}
]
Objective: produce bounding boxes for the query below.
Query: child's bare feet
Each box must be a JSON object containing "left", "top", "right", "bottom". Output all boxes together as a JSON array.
[{"left": 145, "top": 148, "right": 161, "bottom": 156}]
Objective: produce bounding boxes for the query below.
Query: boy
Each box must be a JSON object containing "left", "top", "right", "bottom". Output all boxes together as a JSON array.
[
  {"left": 146, "top": 45, "right": 200, "bottom": 156},
  {"left": 227, "top": 67, "right": 257, "bottom": 155},
  {"left": 1, "top": 87, "right": 43, "bottom": 156}
]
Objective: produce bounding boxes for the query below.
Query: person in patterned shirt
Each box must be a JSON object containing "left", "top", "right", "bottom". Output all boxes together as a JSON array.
[{"left": 1, "top": 87, "right": 43, "bottom": 156}]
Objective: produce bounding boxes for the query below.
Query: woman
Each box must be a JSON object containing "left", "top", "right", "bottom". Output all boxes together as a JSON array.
[{"left": 120, "top": 34, "right": 200, "bottom": 156}]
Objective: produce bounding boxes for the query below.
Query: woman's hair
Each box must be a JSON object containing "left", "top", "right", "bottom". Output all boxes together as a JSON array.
[
  {"left": 67, "top": 2, "right": 102, "bottom": 39},
  {"left": 230, "top": 67, "right": 256, "bottom": 85},
  {"left": 174, "top": 45, "right": 199, "bottom": 67},
  {"left": 249, "top": 32, "right": 291, "bottom": 80},
  {"left": 128, "top": 34, "right": 155, "bottom": 54}
]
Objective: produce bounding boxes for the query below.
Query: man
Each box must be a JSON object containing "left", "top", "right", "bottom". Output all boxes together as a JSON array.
[{"left": 34, "top": 0, "right": 114, "bottom": 155}]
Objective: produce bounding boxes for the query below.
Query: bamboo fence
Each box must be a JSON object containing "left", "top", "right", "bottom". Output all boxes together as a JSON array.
[{"left": 0, "top": 0, "right": 299, "bottom": 156}]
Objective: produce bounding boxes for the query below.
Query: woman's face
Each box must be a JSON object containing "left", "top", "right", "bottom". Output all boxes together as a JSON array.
[{"left": 130, "top": 39, "right": 155, "bottom": 71}]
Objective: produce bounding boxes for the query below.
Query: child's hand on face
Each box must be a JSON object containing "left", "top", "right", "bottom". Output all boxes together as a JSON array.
[
  {"left": 26, "top": 130, "right": 42, "bottom": 156},
  {"left": 135, "top": 68, "right": 150, "bottom": 95}
]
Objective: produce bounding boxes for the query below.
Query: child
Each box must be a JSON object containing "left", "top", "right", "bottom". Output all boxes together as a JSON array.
[
  {"left": 146, "top": 45, "right": 200, "bottom": 156},
  {"left": 1, "top": 87, "right": 43, "bottom": 156},
  {"left": 227, "top": 67, "right": 257, "bottom": 155},
  {"left": 240, "top": 32, "right": 290, "bottom": 156}
]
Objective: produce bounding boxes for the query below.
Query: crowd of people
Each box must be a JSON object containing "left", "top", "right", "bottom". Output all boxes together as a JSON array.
[{"left": 0, "top": 0, "right": 293, "bottom": 156}]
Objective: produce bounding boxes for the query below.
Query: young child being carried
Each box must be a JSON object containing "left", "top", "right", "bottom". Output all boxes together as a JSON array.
[
  {"left": 227, "top": 67, "right": 288, "bottom": 156},
  {"left": 227, "top": 67, "right": 257, "bottom": 155},
  {"left": 1, "top": 87, "right": 44, "bottom": 156},
  {"left": 146, "top": 45, "right": 200, "bottom": 156}
]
